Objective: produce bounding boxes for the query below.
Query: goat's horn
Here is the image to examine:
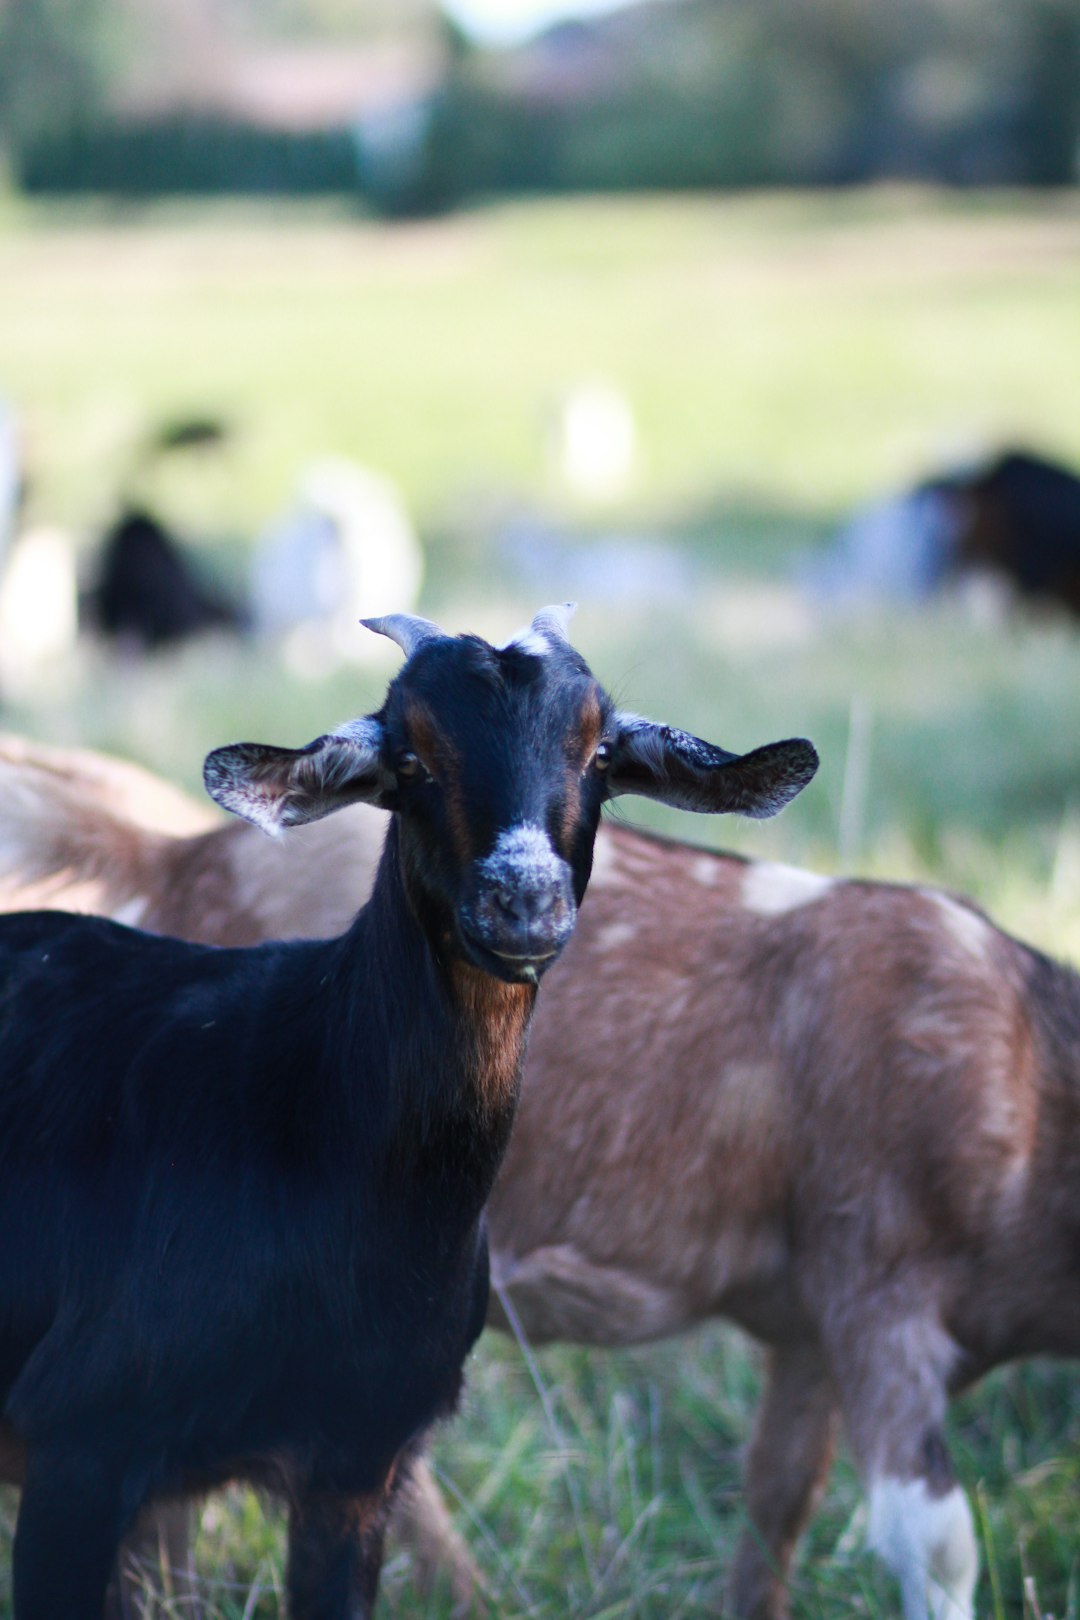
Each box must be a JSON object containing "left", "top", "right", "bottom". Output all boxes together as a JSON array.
[
  {"left": 360, "top": 613, "right": 445, "bottom": 658},
  {"left": 529, "top": 602, "right": 577, "bottom": 644}
]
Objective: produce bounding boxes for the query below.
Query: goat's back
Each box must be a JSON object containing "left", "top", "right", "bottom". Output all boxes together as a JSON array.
[{"left": 492, "top": 829, "right": 1048, "bottom": 1353}]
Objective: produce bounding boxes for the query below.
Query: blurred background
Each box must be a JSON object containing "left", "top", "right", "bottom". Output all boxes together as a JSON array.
[{"left": 2, "top": 0, "right": 1080, "bottom": 1614}]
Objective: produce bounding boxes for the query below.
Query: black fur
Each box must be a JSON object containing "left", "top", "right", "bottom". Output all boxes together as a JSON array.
[{"left": 0, "top": 629, "right": 611, "bottom": 1620}]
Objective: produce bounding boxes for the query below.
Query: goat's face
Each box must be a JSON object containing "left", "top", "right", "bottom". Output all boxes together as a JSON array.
[
  {"left": 204, "top": 608, "right": 819, "bottom": 983},
  {"left": 375, "top": 619, "right": 611, "bottom": 980}
]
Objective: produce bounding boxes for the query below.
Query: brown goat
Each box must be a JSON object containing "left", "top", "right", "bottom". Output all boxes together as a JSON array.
[{"left": 0, "top": 734, "right": 1069, "bottom": 1619}]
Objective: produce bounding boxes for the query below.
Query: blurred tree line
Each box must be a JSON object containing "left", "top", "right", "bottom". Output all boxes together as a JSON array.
[
  {"left": 0, "top": 0, "right": 126, "bottom": 153},
  {"left": 2, "top": 0, "right": 1078, "bottom": 205},
  {"left": 438, "top": 0, "right": 1080, "bottom": 194}
]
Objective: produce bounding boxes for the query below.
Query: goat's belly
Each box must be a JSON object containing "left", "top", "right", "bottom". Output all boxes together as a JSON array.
[
  {"left": 0, "top": 1316, "right": 478, "bottom": 1514},
  {"left": 151, "top": 1310, "right": 477, "bottom": 1502},
  {"left": 7, "top": 1256, "right": 483, "bottom": 1495}
]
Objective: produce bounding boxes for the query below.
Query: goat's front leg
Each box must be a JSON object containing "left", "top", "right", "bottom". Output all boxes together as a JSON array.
[
  {"left": 727, "top": 1343, "right": 838, "bottom": 1620},
  {"left": 13, "top": 1444, "right": 133, "bottom": 1620},
  {"left": 288, "top": 1474, "right": 404, "bottom": 1620}
]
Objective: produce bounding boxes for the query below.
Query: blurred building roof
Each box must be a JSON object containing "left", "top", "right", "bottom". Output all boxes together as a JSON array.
[
  {"left": 489, "top": 2, "right": 670, "bottom": 106},
  {"left": 495, "top": 20, "right": 620, "bottom": 104},
  {"left": 116, "top": 37, "right": 443, "bottom": 130}
]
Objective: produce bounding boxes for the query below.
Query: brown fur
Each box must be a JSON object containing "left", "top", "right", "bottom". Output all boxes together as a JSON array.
[
  {"left": 728, "top": 1344, "right": 838, "bottom": 1620},
  {"left": 401, "top": 700, "right": 442, "bottom": 782},
  {"left": 558, "top": 690, "right": 605, "bottom": 847},
  {"left": 403, "top": 696, "right": 473, "bottom": 867},
  {"left": 449, "top": 962, "right": 533, "bottom": 1125},
  {"left": 0, "top": 738, "right": 1075, "bottom": 1616}
]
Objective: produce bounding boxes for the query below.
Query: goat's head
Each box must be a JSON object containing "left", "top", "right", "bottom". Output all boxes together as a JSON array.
[{"left": 204, "top": 608, "right": 818, "bottom": 983}]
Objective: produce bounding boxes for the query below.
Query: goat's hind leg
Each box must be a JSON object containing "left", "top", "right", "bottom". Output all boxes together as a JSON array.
[
  {"left": 865, "top": 1469, "right": 977, "bottom": 1620},
  {"left": 829, "top": 1308, "right": 978, "bottom": 1620},
  {"left": 13, "top": 1444, "right": 135, "bottom": 1620},
  {"left": 727, "top": 1343, "right": 839, "bottom": 1620}
]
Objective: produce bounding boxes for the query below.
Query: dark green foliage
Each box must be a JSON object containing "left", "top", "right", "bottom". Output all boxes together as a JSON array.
[
  {"left": 16, "top": 117, "right": 360, "bottom": 196},
  {"left": 8, "top": 0, "right": 1080, "bottom": 199},
  {"left": 436, "top": 0, "right": 1080, "bottom": 196},
  {"left": 0, "top": 0, "right": 124, "bottom": 151}
]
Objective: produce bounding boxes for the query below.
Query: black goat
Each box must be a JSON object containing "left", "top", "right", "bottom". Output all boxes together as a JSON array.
[
  {"left": 83, "top": 508, "right": 246, "bottom": 651},
  {"left": 0, "top": 606, "right": 816, "bottom": 1619}
]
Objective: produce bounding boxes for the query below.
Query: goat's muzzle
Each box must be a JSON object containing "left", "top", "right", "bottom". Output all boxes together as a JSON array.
[{"left": 459, "top": 829, "right": 577, "bottom": 984}]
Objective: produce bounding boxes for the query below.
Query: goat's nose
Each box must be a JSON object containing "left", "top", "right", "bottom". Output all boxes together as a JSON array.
[{"left": 492, "top": 884, "right": 559, "bottom": 925}]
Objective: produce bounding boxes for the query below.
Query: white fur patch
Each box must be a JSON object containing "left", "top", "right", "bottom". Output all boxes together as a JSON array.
[
  {"left": 502, "top": 603, "right": 577, "bottom": 657},
  {"left": 923, "top": 891, "right": 993, "bottom": 966},
  {"left": 867, "top": 1478, "right": 978, "bottom": 1620},
  {"left": 594, "top": 920, "right": 637, "bottom": 953},
  {"left": 480, "top": 824, "right": 567, "bottom": 889},
  {"left": 741, "top": 861, "right": 834, "bottom": 917},
  {"left": 502, "top": 627, "right": 554, "bottom": 658},
  {"left": 692, "top": 856, "right": 719, "bottom": 887},
  {"left": 111, "top": 896, "right": 148, "bottom": 928}
]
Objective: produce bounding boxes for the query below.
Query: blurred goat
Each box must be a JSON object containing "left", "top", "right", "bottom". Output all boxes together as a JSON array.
[
  {"left": 83, "top": 508, "right": 247, "bottom": 652},
  {"left": 251, "top": 459, "right": 424, "bottom": 676},
  {"left": 0, "top": 731, "right": 1056, "bottom": 1620},
  {"left": 818, "top": 446, "right": 1080, "bottom": 619}
]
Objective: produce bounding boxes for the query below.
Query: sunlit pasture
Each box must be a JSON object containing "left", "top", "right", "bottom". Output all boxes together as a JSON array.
[{"left": 2, "top": 187, "right": 1080, "bottom": 1615}]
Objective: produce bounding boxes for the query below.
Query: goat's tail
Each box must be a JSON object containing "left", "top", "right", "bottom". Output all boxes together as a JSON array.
[{"left": 0, "top": 733, "right": 213, "bottom": 920}]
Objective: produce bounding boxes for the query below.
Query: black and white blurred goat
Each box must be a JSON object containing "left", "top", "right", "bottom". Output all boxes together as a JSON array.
[{"left": 0, "top": 606, "right": 814, "bottom": 1620}]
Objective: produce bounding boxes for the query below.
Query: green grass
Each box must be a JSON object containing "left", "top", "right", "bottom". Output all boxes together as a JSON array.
[
  {"left": 3, "top": 187, "right": 1080, "bottom": 1616},
  {"left": 4, "top": 189, "right": 1080, "bottom": 534}
]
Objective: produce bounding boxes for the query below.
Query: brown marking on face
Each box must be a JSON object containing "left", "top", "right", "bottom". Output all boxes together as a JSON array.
[
  {"left": 401, "top": 698, "right": 441, "bottom": 780},
  {"left": 450, "top": 961, "right": 533, "bottom": 1122},
  {"left": 559, "top": 768, "right": 582, "bottom": 851},
  {"left": 402, "top": 696, "right": 472, "bottom": 864},
  {"left": 577, "top": 687, "right": 604, "bottom": 762},
  {"left": 560, "top": 686, "right": 605, "bottom": 848}
]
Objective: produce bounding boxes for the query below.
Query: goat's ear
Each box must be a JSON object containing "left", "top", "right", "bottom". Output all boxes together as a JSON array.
[
  {"left": 204, "top": 720, "right": 392, "bottom": 835},
  {"left": 605, "top": 717, "right": 818, "bottom": 819}
]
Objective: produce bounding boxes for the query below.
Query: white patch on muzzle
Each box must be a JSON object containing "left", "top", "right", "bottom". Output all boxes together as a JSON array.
[{"left": 479, "top": 825, "right": 569, "bottom": 890}]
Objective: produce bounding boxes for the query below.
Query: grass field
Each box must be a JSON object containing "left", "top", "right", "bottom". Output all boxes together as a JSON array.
[{"left": 3, "top": 187, "right": 1080, "bottom": 1616}]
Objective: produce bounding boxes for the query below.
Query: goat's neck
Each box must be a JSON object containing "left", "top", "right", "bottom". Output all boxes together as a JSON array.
[{"left": 334, "top": 821, "right": 534, "bottom": 1156}]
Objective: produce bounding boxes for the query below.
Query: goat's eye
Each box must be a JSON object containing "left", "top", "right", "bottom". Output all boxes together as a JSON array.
[
  {"left": 396, "top": 750, "right": 435, "bottom": 786},
  {"left": 593, "top": 741, "right": 613, "bottom": 772}
]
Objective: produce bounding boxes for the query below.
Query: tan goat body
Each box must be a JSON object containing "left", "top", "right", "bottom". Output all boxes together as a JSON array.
[{"left": 0, "top": 734, "right": 1067, "bottom": 1619}]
